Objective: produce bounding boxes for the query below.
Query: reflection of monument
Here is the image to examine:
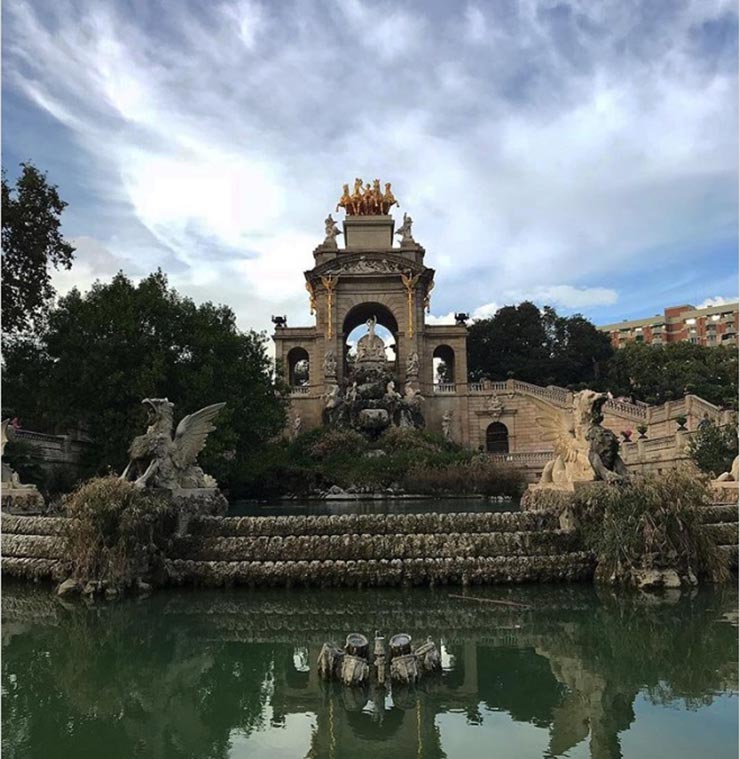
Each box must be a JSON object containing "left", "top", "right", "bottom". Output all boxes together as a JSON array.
[{"left": 3, "top": 585, "right": 737, "bottom": 759}]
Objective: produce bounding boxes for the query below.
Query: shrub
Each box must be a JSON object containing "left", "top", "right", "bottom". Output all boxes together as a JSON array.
[
  {"left": 64, "top": 476, "right": 175, "bottom": 590},
  {"left": 403, "top": 458, "right": 525, "bottom": 497},
  {"left": 575, "top": 470, "right": 729, "bottom": 585},
  {"left": 307, "top": 429, "right": 367, "bottom": 460},
  {"left": 688, "top": 421, "right": 738, "bottom": 477}
]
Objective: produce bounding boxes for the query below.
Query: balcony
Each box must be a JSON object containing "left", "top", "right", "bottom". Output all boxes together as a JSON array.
[{"left": 434, "top": 383, "right": 456, "bottom": 394}]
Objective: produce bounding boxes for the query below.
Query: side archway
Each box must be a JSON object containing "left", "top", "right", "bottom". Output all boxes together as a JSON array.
[
  {"left": 287, "top": 347, "right": 310, "bottom": 386},
  {"left": 486, "top": 422, "right": 509, "bottom": 453},
  {"left": 432, "top": 344, "right": 456, "bottom": 385}
]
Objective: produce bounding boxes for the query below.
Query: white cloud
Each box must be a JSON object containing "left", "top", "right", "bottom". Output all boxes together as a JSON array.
[
  {"left": 4, "top": 0, "right": 737, "bottom": 334},
  {"left": 697, "top": 295, "right": 738, "bottom": 309},
  {"left": 502, "top": 285, "right": 618, "bottom": 309}
]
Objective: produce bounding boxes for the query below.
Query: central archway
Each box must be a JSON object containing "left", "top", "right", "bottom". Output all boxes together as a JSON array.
[{"left": 342, "top": 302, "right": 400, "bottom": 376}]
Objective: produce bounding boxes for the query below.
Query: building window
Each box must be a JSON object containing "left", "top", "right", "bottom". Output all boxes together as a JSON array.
[{"left": 486, "top": 422, "right": 509, "bottom": 453}]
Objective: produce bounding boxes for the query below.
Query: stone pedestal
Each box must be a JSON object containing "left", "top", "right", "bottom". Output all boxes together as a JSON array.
[
  {"left": 157, "top": 487, "right": 228, "bottom": 535},
  {"left": 343, "top": 216, "right": 394, "bottom": 249},
  {"left": 1, "top": 486, "right": 45, "bottom": 515}
]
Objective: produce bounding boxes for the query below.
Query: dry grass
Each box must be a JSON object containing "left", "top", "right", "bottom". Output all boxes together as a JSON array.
[{"left": 64, "top": 476, "right": 174, "bottom": 589}]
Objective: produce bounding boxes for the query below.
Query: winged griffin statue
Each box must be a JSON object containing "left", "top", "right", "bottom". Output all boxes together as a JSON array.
[
  {"left": 120, "top": 399, "right": 225, "bottom": 490},
  {"left": 533, "top": 390, "right": 629, "bottom": 490}
]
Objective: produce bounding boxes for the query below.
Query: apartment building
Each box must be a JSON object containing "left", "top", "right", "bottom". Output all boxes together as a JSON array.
[{"left": 599, "top": 302, "right": 739, "bottom": 348}]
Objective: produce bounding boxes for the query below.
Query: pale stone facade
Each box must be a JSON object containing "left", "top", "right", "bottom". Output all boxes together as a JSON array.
[{"left": 274, "top": 207, "right": 731, "bottom": 474}]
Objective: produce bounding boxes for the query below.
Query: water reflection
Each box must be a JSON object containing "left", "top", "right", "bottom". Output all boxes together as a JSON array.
[{"left": 2, "top": 584, "right": 737, "bottom": 759}]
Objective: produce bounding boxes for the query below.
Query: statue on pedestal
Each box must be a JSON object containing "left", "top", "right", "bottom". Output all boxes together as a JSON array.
[
  {"left": 395, "top": 213, "right": 414, "bottom": 244},
  {"left": 441, "top": 411, "right": 452, "bottom": 441},
  {"left": 406, "top": 351, "right": 419, "bottom": 377},
  {"left": 1, "top": 419, "right": 45, "bottom": 514},
  {"left": 323, "top": 215, "right": 341, "bottom": 247},
  {"left": 323, "top": 350, "right": 337, "bottom": 377}
]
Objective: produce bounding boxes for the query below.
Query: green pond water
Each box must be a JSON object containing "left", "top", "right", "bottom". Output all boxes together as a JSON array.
[{"left": 2, "top": 583, "right": 737, "bottom": 759}]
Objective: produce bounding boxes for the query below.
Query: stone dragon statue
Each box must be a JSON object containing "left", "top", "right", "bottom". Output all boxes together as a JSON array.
[
  {"left": 120, "top": 398, "right": 225, "bottom": 490},
  {"left": 533, "top": 390, "right": 629, "bottom": 489}
]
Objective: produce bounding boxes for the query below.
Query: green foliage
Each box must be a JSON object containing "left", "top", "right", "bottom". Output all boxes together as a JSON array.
[
  {"left": 2, "top": 271, "right": 286, "bottom": 489},
  {"left": 576, "top": 471, "right": 730, "bottom": 585},
  {"left": 236, "top": 427, "right": 523, "bottom": 497},
  {"left": 688, "top": 421, "right": 738, "bottom": 476},
  {"left": 606, "top": 341, "right": 738, "bottom": 408},
  {"left": 1, "top": 163, "right": 75, "bottom": 335},
  {"left": 64, "top": 477, "right": 175, "bottom": 589},
  {"left": 467, "top": 302, "right": 613, "bottom": 386}
]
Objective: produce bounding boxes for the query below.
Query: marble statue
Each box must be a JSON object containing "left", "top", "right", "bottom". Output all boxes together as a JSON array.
[
  {"left": 1, "top": 420, "right": 45, "bottom": 514},
  {"left": 293, "top": 415, "right": 302, "bottom": 438},
  {"left": 534, "top": 390, "right": 629, "bottom": 490},
  {"left": 356, "top": 316, "right": 387, "bottom": 365},
  {"left": 486, "top": 393, "right": 504, "bottom": 420},
  {"left": 404, "top": 381, "right": 423, "bottom": 405},
  {"left": 395, "top": 213, "right": 414, "bottom": 244},
  {"left": 406, "top": 351, "right": 419, "bottom": 377},
  {"left": 1, "top": 420, "right": 36, "bottom": 490},
  {"left": 324, "top": 383, "right": 342, "bottom": 409},
  {"left": 441, "top": 411, "right": 452, "bottom": 441},
  {"left": 716, "top": 455, "right": 739, "bottom": 482},
  {"left": 385, "top": 380, "right": 401, "bottom": 400},
  {"left": 323, "top": 214, "right": 341, "bottom": 247},
  {"left": 120, "top": 399, "right": 225, "bottom": 490},
  {"left": 324, "top": 350, "right": 337, "bottom": 377},
  {"left": 346, "top": 381, "right": 358, "bottom": 403}
]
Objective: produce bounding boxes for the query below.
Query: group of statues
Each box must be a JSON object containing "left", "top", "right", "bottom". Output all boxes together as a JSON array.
[{"left": 336, "top": 178, "right": 398, "bottom": 216}]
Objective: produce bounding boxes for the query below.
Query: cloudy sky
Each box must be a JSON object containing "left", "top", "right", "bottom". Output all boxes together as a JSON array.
[{"left": 3, "top": 0, "right": 738, "bottom": 335}]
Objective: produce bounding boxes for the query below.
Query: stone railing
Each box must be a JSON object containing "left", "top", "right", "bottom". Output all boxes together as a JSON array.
[
  {"left": 490, "top": 451, "right": 553, "bottom": 467},
  {"left": 290, "top": 385, "right": 310, "bottom": 395},
  {"left": 434, "top": 383, "right": 456, "bottom": 394},
  {"left": 604, "top": 399, "right": 648, "bottom": 420},
  {"left": 9, "top": 429, "right": 89, "bottom": 467}
]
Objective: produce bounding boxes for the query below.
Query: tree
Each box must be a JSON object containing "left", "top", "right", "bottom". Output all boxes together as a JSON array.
[
  {"left": 606, "top": 342, "right": 738, "bottom": 408},
  {"left": 1, "top": 271, "right": 286, "bottom": 489},
  {"left": 2, "top": 163, "right": 75, "bottom": 335},
  {"left": 688, "top": 419, "right": 738, "bottom": 477},
  {"left": 467, "top": 301, "right": 613, "bottom": 387}
]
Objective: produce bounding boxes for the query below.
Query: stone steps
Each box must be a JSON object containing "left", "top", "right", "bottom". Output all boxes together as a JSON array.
[
  {"left": 165, "top": 553, "right": 596, "bottom": 588},
  {"left": 169, "top": 529, "right": 580, "bottom": 562},
  {"left": 698, "top": 504, "right": 739, "bottom": 524}
]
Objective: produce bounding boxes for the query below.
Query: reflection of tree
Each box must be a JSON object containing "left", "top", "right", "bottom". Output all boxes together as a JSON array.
[{"left": 2, "top": 596, "right": 276, "bottom": 759}]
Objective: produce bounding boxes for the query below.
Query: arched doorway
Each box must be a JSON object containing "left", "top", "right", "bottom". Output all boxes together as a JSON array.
[
  {"left": 287, "top": 347, "right": 310, "bottom": 386},
  {"left": 486, "top": 422, "right": 509, "bottom": 453},
  {"left": 342, "top": 302, "right": 399, "bottom": 376},
  {"left": 433, "top": 344, "right": 456, "bottom": 387}
]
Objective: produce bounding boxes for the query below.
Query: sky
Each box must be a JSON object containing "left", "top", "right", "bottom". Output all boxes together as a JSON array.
[{"left": 2, "top": 0, "right": 738, "bottom": 337}]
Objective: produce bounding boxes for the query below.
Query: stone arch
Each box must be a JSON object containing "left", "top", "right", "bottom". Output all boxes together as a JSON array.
[
  {"left": 486, "top": 421, "right": 509, "bottom": 453},
  {"left": 287, "top": 347, "right": 310, "bottom": 386},
  {"left": 432, "top": 344, "right": 456, "bottom": 385}
]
